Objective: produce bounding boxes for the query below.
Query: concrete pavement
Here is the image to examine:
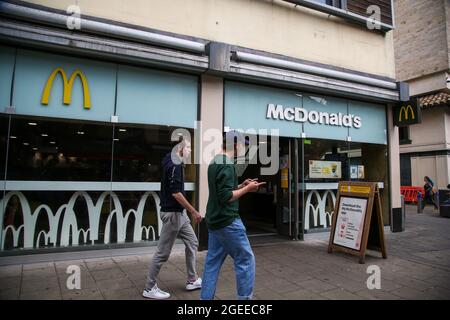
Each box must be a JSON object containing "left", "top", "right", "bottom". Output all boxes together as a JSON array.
[{"left": 1, "top": 205, "right": 449, "bottom": 300}]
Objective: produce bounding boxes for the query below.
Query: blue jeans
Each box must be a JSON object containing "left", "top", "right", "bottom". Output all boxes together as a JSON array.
[{"left": 200, "top": 218, "right": 255, "bottom": 300}]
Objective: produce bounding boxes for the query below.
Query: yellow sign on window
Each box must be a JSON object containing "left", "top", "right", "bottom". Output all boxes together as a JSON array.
[
  {"left": 281, "top": 168, "right": 289, "bottom": 189},
  {"left": 340, "top": 185, "right": 371, "bottom": 194}
]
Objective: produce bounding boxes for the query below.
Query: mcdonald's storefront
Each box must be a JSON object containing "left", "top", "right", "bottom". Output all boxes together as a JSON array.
[
  {"left": 0, "top": 45, "right": 200, "bottom": 254},
  {"left": 0, "top": 43, "right": 398, "bottom": 255},
  {"left": 222, "top": 81, "right": 391, "bottom": 240}
]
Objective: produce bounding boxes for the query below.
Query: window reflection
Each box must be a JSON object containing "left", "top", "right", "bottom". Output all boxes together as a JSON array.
[
  {"left": 303, "top": 139, "right": 351, "bottom": 182},
  {"left": 301, "top": 139, "right": 389, "bottom": 232},
  {"left": 0, "top": 115, "right": 8, "bottom": 180},
  {"left": 1, "top": 116, "right": 197, "bottom": 252},
  {"left": 302, "top": 139, "right": 350, "bottom": 231},
  {"left": 351, "top": 142, "right": 389, "bottom": 223},
  {"left": 112, "top": 124, "right": 196, "bottom": 182},
  {"left": 7, "top": 117, "right": 113, "bottom": 181}
]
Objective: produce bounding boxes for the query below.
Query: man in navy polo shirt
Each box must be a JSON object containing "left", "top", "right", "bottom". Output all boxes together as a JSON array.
[{"left": 143, "top": 138, "right": 202, "bottom": 299}]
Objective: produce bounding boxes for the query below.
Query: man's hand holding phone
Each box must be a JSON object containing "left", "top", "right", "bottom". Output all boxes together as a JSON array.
[{"left": 245, "top": 180, "right": 266, "bottom": 192}]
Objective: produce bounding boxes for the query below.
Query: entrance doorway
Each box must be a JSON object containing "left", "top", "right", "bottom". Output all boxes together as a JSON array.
[
  {"left": 227, "top": 135, "right": 389, "bottom": 243},
  {"left": 238, "top": 137, "right": 300, "bottom": 240}
]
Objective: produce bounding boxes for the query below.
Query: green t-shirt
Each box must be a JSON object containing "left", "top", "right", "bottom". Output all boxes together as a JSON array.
[{"left": 205, "top": 154, "right": 239, "bottom": 230}]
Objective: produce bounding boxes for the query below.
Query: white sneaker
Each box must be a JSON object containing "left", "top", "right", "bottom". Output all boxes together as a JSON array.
[
  {"left": 142, "top": 284, "right": 171, "bottom": 299},
  {"left": 186, "top": 277, "right": 202, "bottom": 291}
]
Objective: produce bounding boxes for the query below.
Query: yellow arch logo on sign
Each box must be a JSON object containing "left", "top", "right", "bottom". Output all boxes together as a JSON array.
[
  {"left": 398, "top": 105, "right": 414, "bottom": 122},
  {"left": 41, "top": 68, "right": 91, "bottom": 109}
]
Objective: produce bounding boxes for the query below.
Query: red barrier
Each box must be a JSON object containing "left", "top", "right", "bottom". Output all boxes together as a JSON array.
[{"left": 400, "top": 186, "right": 425, "bottom": 204}]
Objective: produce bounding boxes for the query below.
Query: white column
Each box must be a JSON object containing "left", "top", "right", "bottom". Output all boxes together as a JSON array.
[
  {"left": 388, "top": 104, "right": 401, "bottom": 209},
  {"left": 198, "top": 75, "right": 224, "bottom": 216}
]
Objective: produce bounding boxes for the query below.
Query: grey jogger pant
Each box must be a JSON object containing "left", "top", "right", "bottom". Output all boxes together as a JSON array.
[{"left": 145, "top": 210, "right": 199, "bottom": 289}]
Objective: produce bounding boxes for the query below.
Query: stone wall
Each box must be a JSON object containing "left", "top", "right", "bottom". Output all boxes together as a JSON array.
[{"left": 394, "top": 0, "right": 449, "bottom": 81}]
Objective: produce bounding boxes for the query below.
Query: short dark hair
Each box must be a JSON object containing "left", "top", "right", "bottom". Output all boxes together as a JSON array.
[
  {"left": 222, "top": 130, "right": 248, "bottom": 150},
  {"left": 222, "top": 133, "right": 234, "bottom": 150},
  {"left": 171, "top": 136, "right": 190, "bottom": 150}
]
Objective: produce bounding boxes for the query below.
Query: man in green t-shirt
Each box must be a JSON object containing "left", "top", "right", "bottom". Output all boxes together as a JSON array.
[{"left": 200, "top": 130, "right": 265, "bottom": 300}]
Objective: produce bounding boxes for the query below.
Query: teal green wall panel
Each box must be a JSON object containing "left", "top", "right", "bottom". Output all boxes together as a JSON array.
[
  {"left": 116, "top": 65, "right": 198, "bottom": 128},
  {"left": 349, "top": 101, "right": 387, "bottom": 144},
  {"left": 225, "top": 81, "right": 387, "bottom": 145},
  {"left": 12, "top": 49, "right": 116, "bottom": 122},
  {"left": 302, "top": 94, "right": 348, "bottom": 141},
  {"left": 225, "top": 81, "right": 304, "bottom": 138}
]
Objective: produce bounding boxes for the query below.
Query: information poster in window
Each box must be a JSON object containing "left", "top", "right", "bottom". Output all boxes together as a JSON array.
[
  {"left": 333, "top": 197, "right": 367, "bottom": 250},
  {"left": 309, "top": 160, "right": 341, "bottom": 179},
  {"left": 350, "top": 165, "right": 358, "bottom": 179},
  {"left": 358, "top": 165, "right": 365, "bottom": 179}
]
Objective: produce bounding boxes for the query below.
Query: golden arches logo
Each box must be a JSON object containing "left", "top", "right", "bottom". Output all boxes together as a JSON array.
[
  {"left": 398, "top": 105, "right": 415, "bottom": 122},
  {"left": 41, "top": 68, "right": 91, "bottom": 109}
]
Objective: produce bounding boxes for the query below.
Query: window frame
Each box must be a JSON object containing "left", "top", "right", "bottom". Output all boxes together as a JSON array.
[{"left": 281, "top": 0, "right": 393, "bottom": 32}]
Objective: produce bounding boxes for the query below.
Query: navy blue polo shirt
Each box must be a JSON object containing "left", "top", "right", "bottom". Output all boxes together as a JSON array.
[{"left": 160, "top": 152, "right": 186, "bottom": 212}]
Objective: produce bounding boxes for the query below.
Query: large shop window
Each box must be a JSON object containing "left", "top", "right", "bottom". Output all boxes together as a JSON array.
[
  {"left": 0, "top": 117, "right": 196, "bottom": 252},
  {"left": 0, "top": 115, "right": 8, "bottom": 184},
  {"left": 0, "top": 47, "right": 198, "bottom": 253},
  {"left": 111, "top": 124, "right": 196, "bottom": 247},
  {"left": 7, "top": 117, "right": 113, "bottom": 182},
  {"left": 301, "top": 139, "right": 351, "bottom": 232},
  {"left": 301, "top": 139, "right": 389, "bottom": 232}
]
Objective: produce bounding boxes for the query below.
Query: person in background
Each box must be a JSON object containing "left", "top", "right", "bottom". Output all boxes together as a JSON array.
[
  {"left": 443, "top": 184, "right": 450, "bottom": 205},
  {"left": 422, "top": 176, "right": 438, "bottom": 210},
  {"left": 143, "top": 138, "right": 203, "bottom": 300}
]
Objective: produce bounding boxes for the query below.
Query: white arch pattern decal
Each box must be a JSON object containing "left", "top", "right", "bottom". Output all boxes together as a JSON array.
[
  {"left": 304, "top": 189, "right": 336, "bottom": 230},
  {"left": 0, "top": 191, "right": 162, "bottom": 250}
]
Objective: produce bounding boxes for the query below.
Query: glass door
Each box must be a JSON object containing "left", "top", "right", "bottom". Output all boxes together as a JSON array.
[{"left": 276, "top": 138, "right": 299, "bottom": 239}]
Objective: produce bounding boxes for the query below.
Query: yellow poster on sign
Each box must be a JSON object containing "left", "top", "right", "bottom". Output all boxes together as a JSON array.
[
  {"left": 281, "top": 168, "right": 289, "bottom": 189},
  {"left": 340, "top": 185, "right": 371, "bottom": 194}
]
